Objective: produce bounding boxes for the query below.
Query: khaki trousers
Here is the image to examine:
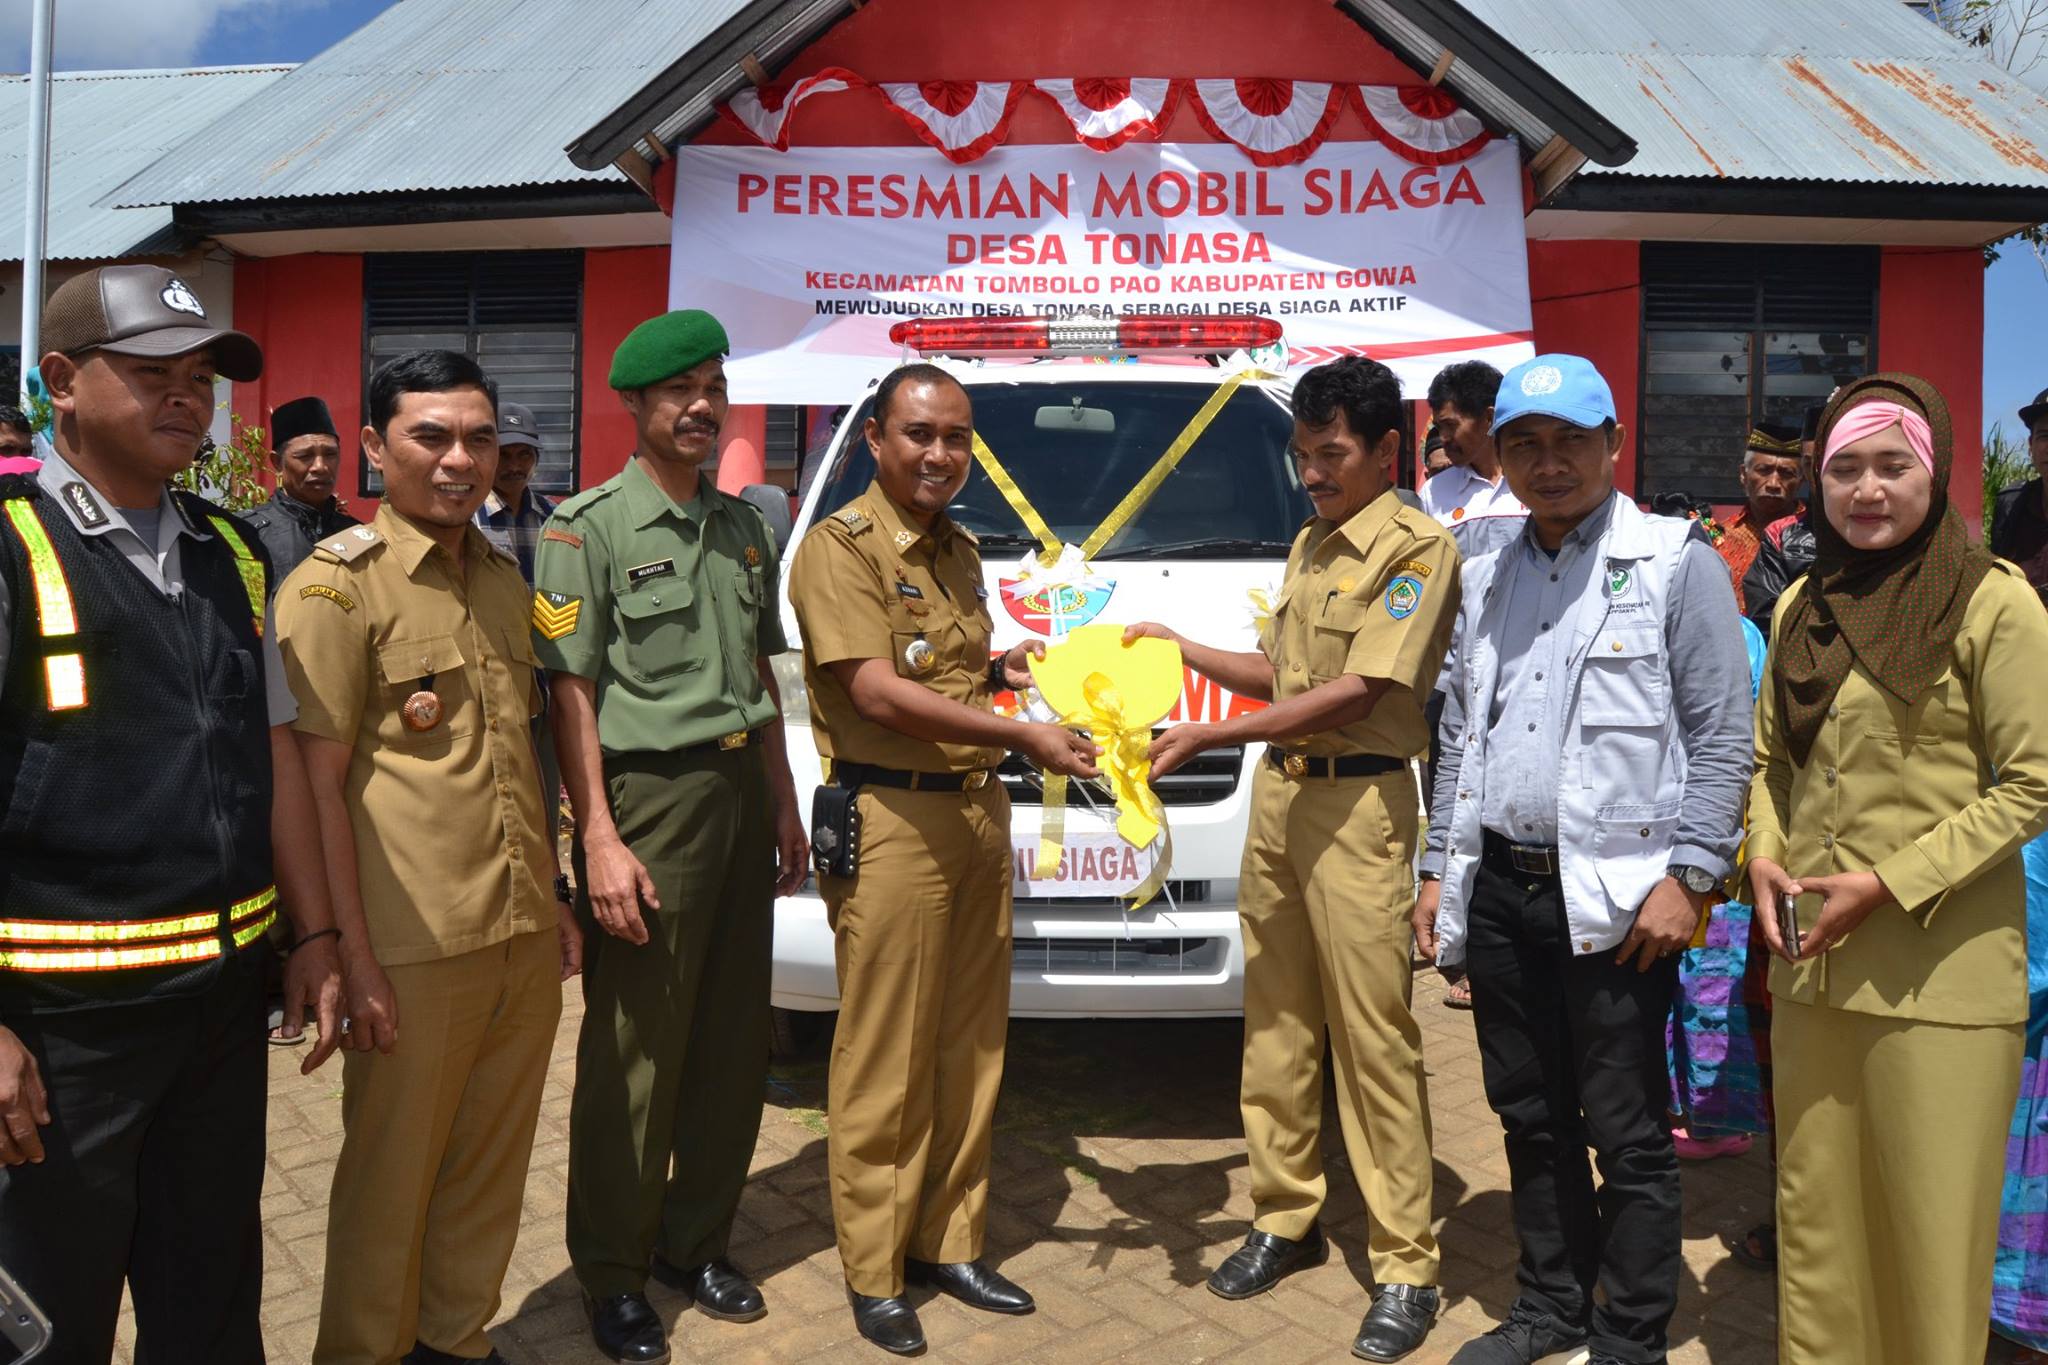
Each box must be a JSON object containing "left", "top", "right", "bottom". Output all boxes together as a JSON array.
[
  {"left": 822, "top": 781, "right": 1012, "bottom": 1298},
  {"left": 1237, "top": 763, "right": 1440, "bottom": 1286},
  {"left": 314, "top": 930, "right": 562, "bottom": 1365},
  {"left": 1774, "top": 996, "right": 2021, "bottom": 1365}
]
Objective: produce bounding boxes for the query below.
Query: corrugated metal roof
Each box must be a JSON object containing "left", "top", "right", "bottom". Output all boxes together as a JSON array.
[
  {"left": 0, "top": 66, "right": 289, "bottom": 260},
  {"left": 1462, "top": 0, "right": 2048, "bottom": 186},
  {"left": 111, "top": 0, "right": 755, "bottom": 208}
]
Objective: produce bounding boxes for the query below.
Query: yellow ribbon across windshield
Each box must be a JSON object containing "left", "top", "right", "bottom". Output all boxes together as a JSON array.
[{"left": 967, "top": 369, "right": 1269, "bottom": 568}]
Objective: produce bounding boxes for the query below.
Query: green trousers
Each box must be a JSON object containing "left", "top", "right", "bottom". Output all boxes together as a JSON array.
[{"left": 566, "top": 744, "right": 773, "bottom": 1297}]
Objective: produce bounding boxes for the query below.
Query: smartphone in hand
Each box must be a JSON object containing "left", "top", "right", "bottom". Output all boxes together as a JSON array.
[
  {"left": 1777, "top": 890, "right": 1818, "bottom": 957},
  {"left": 0, "top": 1259, "right": 51, "bottom": 1362}
]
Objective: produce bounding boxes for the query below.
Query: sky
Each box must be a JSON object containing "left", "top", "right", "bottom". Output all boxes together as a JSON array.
[{"left": 3, "top": 0, "right": 2044, "bottom": 443}]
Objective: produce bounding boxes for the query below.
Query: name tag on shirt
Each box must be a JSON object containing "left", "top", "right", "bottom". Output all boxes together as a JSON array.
[
  {"left": 626, "top": 558, "right": 676, "bottom": 586},
  {"left": 896, "top": 583, "right": 925, "bottom": 600}
]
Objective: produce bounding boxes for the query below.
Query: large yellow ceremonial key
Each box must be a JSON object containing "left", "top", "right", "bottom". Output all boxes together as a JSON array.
[{"left": 1031, "top": 624, "right": 1183, "bottom": 855}]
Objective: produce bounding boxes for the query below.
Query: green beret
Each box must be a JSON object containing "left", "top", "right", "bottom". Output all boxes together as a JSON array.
[{"left": 608, "top": 309, "right": 731, "bottom": 390}]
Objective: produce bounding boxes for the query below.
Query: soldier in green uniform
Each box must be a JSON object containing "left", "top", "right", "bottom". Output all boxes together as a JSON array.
[{"left": 531, "top": 310, "right": 808, "bottom": 1365}]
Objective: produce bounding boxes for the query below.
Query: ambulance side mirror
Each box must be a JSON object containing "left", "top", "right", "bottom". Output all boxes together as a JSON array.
[{"left": 739, "top": 484, "right": 795, "bottom": 558}]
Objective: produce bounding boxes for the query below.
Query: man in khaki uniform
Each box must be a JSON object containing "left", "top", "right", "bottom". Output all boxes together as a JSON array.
[
  {"left": 1130, "top": 356, "right": 1459, "bottom": 1363},
  {"left": 280, "top": 350, "right": 578, "bottom": 1365},
  {"left": 788, "top": 364, "right": 1098, "bottom": 1357},
  {"left": 533, "top": 310, "right": 809, "bottom": 1365}
]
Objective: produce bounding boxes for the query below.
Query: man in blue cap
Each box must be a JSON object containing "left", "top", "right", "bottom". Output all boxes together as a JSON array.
[{"left": 1412, "top": 355, "right": 1753, "bottom": 1365}]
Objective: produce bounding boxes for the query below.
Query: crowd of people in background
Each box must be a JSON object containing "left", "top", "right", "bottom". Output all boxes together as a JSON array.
[{"left": 4, "top": 264, "right": 2048, "bottom": 1365}]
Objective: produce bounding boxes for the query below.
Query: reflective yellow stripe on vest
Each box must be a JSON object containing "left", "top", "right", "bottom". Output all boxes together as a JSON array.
[
  {"left": 205, "top": 515, "right": 266, "bottom": 635},
  {"left": 2, "top": 498, "right": 86, "bottom": 710},
  {"left": 0, "top": 886, "right": 278, "bottom": 972}
]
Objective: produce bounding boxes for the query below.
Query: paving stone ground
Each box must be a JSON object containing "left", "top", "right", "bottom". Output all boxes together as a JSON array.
[{"left": 115, "top": 963, "right": 2033, "bottom": 1363}]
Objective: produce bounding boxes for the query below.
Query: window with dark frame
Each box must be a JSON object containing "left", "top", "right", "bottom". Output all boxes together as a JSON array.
[
  {"left": 1639, "top": 242, "right": 1878, "bottom": 505},
  {"left": 362, "top": 250, "right": 582, "bottom": 496}
]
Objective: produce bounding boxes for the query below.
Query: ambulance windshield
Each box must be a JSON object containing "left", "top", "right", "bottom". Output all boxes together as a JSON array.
[{"left": 810, "top": 380, "right": 1311, "bottom": 559}]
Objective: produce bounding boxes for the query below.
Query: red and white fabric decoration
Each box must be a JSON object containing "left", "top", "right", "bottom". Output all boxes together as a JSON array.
[
  {"left": 876, "top": 80, "right": 1026, "bottom": 163},
  {"left": 717, "top": 66, "right": 865, "bottom": 151},
  {"left": 1034, "top": 77, "right": 1178, "bottom": 152},
  {"left": 1353, "top": 84, "right": 1491, "bottom": 165},
  {"left": 1185, "top": 78, "right": 1346, "bottom": 167},
  {"left": 711, "top": 72, "right": 1490, "bottom": 168}
]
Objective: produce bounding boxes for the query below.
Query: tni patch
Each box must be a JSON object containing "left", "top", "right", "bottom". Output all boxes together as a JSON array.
[{"left": 532, "top": 591, "right": 581, "bottom": 640}]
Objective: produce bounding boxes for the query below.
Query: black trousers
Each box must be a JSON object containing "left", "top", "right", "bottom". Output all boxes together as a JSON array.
[
  {"left": 0, "top": 957, "right": 267, "bottom": 1365},
  {"left": 1464, "top": 856, "right": 1680, "bottom": 1364}
]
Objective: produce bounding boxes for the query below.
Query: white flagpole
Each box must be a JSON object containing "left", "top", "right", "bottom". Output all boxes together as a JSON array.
[{"left": 19, "top": 0, "right": 57, "bottom": 406}]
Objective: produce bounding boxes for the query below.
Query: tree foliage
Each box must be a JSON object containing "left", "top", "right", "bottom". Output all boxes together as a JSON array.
[
  {"left": 171, "top": 406, "right": 270, "bottom": 512},
  {"left": 1983, "top": 420, "right": 2036, "bottom": 525}
]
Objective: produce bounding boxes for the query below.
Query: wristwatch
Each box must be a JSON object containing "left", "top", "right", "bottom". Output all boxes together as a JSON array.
[{"left": 1668, "top": 864, "right": 1718, "bottom": 896}]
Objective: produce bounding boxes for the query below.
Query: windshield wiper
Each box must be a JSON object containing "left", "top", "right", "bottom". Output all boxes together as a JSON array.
[{"left": 1096, "top": 537, "right": 1296, "bottom": 561}]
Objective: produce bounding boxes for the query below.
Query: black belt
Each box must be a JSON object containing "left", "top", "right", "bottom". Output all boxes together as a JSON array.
[
  {"left": 1481, "top": 828, "right": 1560, "bottom": 879},
  {"left": 1266, "top": 749, "right": 1404, "bottom": 780},
  {"left": 833, "top": 761, "right": 995, "bottom": 793}
]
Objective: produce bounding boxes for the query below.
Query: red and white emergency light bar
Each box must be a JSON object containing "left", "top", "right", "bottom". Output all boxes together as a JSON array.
[{"left": 888, "top": 315, "right": 1283, "bottom": 358}]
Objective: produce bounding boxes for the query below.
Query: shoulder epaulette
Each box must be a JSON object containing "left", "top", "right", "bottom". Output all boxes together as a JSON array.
[
  {"left": 831, "top": 507, "right": 872, "bottom": 534},
  {"left": 0, "top": 474, "right": 37, "bottom": 502},
  {"left": 550, "top": 478, "right": 621, "bottom": 520},
  {"left": 312, "top": 525, "right": 384, "bottom": 564}
]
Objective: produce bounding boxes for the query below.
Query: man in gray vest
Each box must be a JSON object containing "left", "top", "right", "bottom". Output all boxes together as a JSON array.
[{"left": 243, "top": 395, "right": 358, "bottom": 578}]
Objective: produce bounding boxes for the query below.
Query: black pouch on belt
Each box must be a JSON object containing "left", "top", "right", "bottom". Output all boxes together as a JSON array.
[{"left": 811, "top": 783, "right": 862, "bottom": 879}]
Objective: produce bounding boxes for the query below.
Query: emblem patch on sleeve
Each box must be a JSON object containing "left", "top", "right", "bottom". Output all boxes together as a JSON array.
[
  {"left": 298, "top": 583, "right": 356, "bottom": 612},
  {"left": 542, "top": 527, "right": 583, "bottom": 549},
  {"left": 532, "top": 590, "right": 582, "bottom": 640},
  {"left": 1385, "top": 575, "right": 1424, "bottom": 620}
]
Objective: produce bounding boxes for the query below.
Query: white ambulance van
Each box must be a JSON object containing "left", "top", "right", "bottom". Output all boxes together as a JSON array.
[{"left": 767, "top": 316, "right": 1325, "bottom": 1043}]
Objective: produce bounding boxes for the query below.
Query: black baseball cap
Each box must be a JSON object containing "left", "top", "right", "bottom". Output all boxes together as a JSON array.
[
  {"left": 2020, "top": 387, "right": 2048, "bottom": 429},
  {"left": 496, "top": 401, "right": 542, "bottom": 450},
  {"left": 41, "top": 265, "right": 263, "bottom": 382}
]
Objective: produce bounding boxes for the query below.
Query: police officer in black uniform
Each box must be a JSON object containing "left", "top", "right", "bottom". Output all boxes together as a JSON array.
[{"left": 0, "top": 265, "right": 346, "bottom": 1364}]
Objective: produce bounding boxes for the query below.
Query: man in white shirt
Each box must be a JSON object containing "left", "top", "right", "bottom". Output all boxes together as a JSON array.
[{"left": 1421, "top": 361, "right": 1526, "bottom": 563}]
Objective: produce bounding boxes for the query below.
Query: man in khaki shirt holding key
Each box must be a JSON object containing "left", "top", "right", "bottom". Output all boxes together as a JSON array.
[
  {"left": 1127, "top": 356, "right": 1459, "bottom": 1364},
  {"left": 279, "top": 350, "right": 578, "bottom": 1365}
]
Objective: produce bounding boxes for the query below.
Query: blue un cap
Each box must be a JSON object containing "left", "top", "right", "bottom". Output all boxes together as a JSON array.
[{"left": 1491, "top": 354, "right": 1616, "bottom": 434}]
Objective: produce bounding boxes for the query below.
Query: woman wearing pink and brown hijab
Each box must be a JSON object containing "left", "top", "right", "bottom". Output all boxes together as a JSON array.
[{"left": 1744, "top": 372, "right": 2048, "bottom": 1364}]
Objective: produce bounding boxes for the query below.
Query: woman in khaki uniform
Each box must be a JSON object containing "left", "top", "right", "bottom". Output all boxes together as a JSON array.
[{"left": 1745, "top": 372, "right": 2048, "bottom": 1365}]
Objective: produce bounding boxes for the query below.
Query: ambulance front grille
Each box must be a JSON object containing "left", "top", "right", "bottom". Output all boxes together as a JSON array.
[
  {"left": 1011, "top": 935, "right": 1225, "bottom": 976},
  {"left": 997, "top": 739, "right": 1244, "bottom": 807}
]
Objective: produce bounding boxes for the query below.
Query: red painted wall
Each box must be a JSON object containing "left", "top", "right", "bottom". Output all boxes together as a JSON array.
[
  {"left": 579, "top": 246, "right": 670, "bottom": 486},
  {"left": 230, "top": 254, "right": 365, "bottom": 496},
  {"left": 691, "top": 0, "right": 1418, "bottom": 154},
  {"left": 1527, "top": 239, "right": 1643, "bottom": 494},
  {"left": 1879, "top": 246, "right": 1985, "bottom": 530}
]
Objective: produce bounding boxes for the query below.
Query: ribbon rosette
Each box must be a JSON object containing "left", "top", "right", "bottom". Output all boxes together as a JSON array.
[{"left": 1028, "top": 624, "right": 1182, "bottom": 911}]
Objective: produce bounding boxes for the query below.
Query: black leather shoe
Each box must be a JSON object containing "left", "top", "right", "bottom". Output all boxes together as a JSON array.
[
  {"left": 586, "top": 1292, "right": 670, "bottom": 1364},
  {"left": 1352, "top": 1283, "right": 1441, "bottom": 1361},
  {"left": 904, "top": 1258, "right": 1034, "bottom": 1315},
  {"left": 848, "top": 1287, "right": 926, "bottom": 1356},
  {"left": 1447, "top": 1298, "right": 1589, "bottom": 1365},
  {"left": 1206, "top": 1224, "right": 1328, "bottom": 1299},
  {"left": 651, "top": 1255, "right": 766, "bottom": 1323}
]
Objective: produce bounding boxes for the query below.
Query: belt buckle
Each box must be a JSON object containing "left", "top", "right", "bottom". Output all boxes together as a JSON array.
[
  {"left": 718, "top": 730, "right": 749, "bottom": 751},
  {"left": 1282, "top": 753, "right": 1307, "bottom": 779},
  {"left": 1511, "top": 844, "right": 1556, "bottom": 877},
  {"left": 964, "top": 769, "right": 990, "bottom": 791}
]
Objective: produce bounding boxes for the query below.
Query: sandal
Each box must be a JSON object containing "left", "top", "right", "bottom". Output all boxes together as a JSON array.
[
  {"left": 1443, "top": 977, "right": 1473, "bottom": 1010},
  {"left": 1729, "top": 1221, "right": 1776, "bottom": 1269}
]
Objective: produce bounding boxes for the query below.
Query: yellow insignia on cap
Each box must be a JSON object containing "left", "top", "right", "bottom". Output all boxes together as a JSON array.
[{"left": 531, "top": 591, "right": 581, "bottom": 641}]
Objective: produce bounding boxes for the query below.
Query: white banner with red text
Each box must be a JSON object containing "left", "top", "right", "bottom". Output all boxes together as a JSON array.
[{"left": 667, "top": 139, "right": 1535, "bottom": 405}]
